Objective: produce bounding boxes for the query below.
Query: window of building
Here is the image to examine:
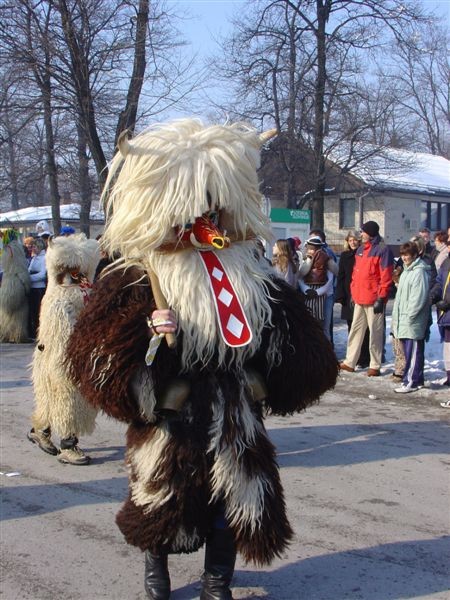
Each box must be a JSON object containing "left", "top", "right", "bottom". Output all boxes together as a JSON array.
[
  {"left": 441, "top": 204, "right": 448, "bottom": 229},
  {"left": 430, "top": 202, "right": 439, "bottom": 230},
  {"left": 420, "top": 203, "right": 428, "bottom": 228},
  {"left": 420, "top": 200, "right": 450, "bottom": 230},
  {"left": 339, "top": 197, "right": 356, "bottom": 229}
]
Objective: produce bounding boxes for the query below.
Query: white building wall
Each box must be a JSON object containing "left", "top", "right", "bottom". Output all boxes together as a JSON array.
[
  {"left": 325, "top": 191, "right": 449, "bottom": 252},
  {"left": 383, "top": 196, "right": 422, "bottom": 245},
  {"left": 324, "top": 194, "right": 387, "bottom": 249}
]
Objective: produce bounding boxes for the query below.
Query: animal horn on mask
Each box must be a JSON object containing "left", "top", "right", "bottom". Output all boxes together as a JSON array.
[
  {"left": 259, "top": 128, "right": 278, "bottom": 145},
  {"left": 117, "top": 130, "right": 131, "bottom": 157}
]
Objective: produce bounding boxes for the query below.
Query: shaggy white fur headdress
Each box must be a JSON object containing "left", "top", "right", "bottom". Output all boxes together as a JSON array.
[
  {"left": 101, "top": 119, "right": 274, "bottom": 262},
  {"left": 46, "top": 234, "right": 100, "bottom": 284}
]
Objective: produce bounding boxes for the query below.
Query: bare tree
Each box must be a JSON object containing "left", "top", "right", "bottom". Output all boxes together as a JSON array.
[
  {"left": 215, "top": 3, "right": 315, "bottom": 206},
  {"left": 217, "top": 0, "right": 432, "bottom": 228},
  {"left": 1, "top": 0, "right": 63, "bottom": 231},
  {"left": 1, "top": 75, "right": 22, "bottom": 210},
  {"left": 115, "top": 0, "right": 149, "bottom": 142},
  {"left": 55, "top": 0, "right": 118, "bottom": 188},
  {"left": 1, "top": 0, "right": 204, "bottom": 233},
  {"left": 0, "top": 93, "right": 49, "bottom": 210},
  {"left": 385, "top": 21, "right": 450, "bottom": 158}
]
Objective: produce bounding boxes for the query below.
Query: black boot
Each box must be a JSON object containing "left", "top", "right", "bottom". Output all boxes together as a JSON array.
[
  {"left": 200, "top": 528, "right": 236, "bottom": 600},
  {"left": 144, "top": 551, "right": 170, "bottom": 600}
]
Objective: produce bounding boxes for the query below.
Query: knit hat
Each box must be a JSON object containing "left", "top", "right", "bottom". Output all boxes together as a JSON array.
[
  {"left": 36, "top": 220, "right": 51, "bottom": 234},
  {"left": 361, "top": 221, "right": 379, "bottom": 238},
  {"left": 60, "top": 226, "right": 76, "bottom": 236},
  {"left": 291, "top": 236, "right": 301, "bottom": 250},
  {"left": 306, "top": 236, "right": 324, "bottom": 247}
]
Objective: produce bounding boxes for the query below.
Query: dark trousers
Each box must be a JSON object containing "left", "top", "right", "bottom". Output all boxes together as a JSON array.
[
  {"left": 28, "top": 288, "right": 45, "bottom": 338},
  {"left": 401, "top": 338, "right": 425, "bottom": 387}
]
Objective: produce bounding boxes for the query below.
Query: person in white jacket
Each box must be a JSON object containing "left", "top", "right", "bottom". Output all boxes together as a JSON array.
[{"left": 28, "top": 237, "right": 47, "bottom": 339}]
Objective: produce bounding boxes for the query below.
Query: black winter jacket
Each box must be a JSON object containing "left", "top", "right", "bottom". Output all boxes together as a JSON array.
[{"left": 335, "top": 249, "right": 356, "bottom": 321}]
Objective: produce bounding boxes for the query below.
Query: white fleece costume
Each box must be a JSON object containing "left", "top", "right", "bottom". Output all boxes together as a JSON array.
[
  {"left": 31, "top": 234, "right": 100, "bottom": 439},
  {"left": 0, "top": 233, "right": 30, "bottom": 343}
]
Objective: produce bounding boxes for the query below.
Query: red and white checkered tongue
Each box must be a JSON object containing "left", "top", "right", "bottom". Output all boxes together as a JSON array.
[{"left": 199, "top": 250, "right": 252, "bottom": 347}]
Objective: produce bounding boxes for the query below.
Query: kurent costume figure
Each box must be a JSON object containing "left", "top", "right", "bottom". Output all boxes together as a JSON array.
[
  {"left": 0, "top": 229, "right": 31, "bottom": 343},
  {"left": 28, "top": 234, "right": 100, "bottom": 465},
  {"left": 67, "top": 119, "right": 338, "bottom": 599}
]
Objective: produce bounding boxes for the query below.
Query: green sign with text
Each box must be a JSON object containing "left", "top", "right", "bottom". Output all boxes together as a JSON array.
[{"left": 270, "top": 208, "right": 310, "bottom": 224}]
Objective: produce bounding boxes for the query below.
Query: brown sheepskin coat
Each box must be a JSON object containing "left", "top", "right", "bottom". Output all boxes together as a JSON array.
[{"left": 67, "top": 266, "right": 338, "bottom": 566}]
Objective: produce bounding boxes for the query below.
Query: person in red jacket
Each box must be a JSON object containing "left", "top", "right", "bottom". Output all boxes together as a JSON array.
[{"left": 340, "top": 221, "right": 394, "bottom": 376}]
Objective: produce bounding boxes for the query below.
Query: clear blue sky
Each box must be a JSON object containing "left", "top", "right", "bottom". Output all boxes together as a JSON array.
[
  {"left": 174, "top": 0, "right": 245, "bottom": 56},
  {"left": 167, "top": 0, "right": 449, "bottom": 118},
  {"left": 163, "top": 1, "right": 247, "bottom": 116},
  {"left": 178, "top": 0, "right": 450, "bottom": 53},
  {"left": 177, "top": 0, "right": 449, "bottom": 56}
]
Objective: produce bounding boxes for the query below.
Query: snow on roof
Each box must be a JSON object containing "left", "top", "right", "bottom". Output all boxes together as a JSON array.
[
  {"left": 0, "top": 202, "right": 105, "bottom": 224},
  {"left": 353, "top": 148, "right": 450, "bottom": 195}
]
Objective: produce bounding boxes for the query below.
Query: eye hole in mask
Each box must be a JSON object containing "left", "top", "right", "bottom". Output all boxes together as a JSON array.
[{"left": 207, "top": 211, "right": 218, "bottom": 226}]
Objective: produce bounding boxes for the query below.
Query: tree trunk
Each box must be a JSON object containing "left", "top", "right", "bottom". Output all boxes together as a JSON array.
[
  {"left": 83, "top": 95, "right": 107, "bottom": 190},
  {"left": 5, "top": 101, "right": 19, "bottom": 210},
  {"left": 36, "top": 128, "right": 46, "bottom": 207},
  {"left": 311, "top": 0, "right": 329, "bottom": 230},
  {"left": 42, "top": 78, "right": 61, "bottom": 235},
  {"left": 115, "top": 0, "right": 149, "bottom": 143},
  {"left": 285, "top": 14, "right": 297, "bottom": 209},
  {"left": 76, "top": 118, "right": 92, "bottom": 236},
  {"left": 58, "top": 0, "right": 107, "bottom": 189}
]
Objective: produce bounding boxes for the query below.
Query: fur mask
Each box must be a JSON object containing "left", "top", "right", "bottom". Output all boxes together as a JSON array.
[
  {"left": 101, "top": 119, "right": 276, "bottom": 264},
  {"left": 46, "top": 234, "right": 100, "bottom": 288}
]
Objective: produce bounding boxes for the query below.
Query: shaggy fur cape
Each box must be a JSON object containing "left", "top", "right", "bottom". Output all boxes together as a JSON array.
[
  {"left": 67, "top": 259, "right": 338, "bottom": 565},
  {"left": 31, "top": 235, "right": 100, "bottom": 438},
  {"left": 0, "top": 239, "right": 30, "bottom": 343}
]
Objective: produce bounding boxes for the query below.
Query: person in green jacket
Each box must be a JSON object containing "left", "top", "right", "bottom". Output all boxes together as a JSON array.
[{"left": 391, "top": 242, "right": 431, "bottom": 393}]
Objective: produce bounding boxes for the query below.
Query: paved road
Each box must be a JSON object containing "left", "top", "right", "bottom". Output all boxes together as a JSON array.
[{"left": 1, "top": 343, "right": 449, "bottom": 600}]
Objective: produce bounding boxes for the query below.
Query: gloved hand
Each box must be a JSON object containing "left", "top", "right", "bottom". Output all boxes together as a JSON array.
[
  {"left": 305, "top": 288, "right": 318, "bottom": 299},
  {"left": 436, "top": 299, "right": 450, "bottom": 312},
  {"left": 373, "top": 297, "right": 384, "bottom": 314}
]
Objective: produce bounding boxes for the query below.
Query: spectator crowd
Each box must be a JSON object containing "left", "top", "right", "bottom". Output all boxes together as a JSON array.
[{"left": 270, "top": 224, "right": 450, "bottom": 404}]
